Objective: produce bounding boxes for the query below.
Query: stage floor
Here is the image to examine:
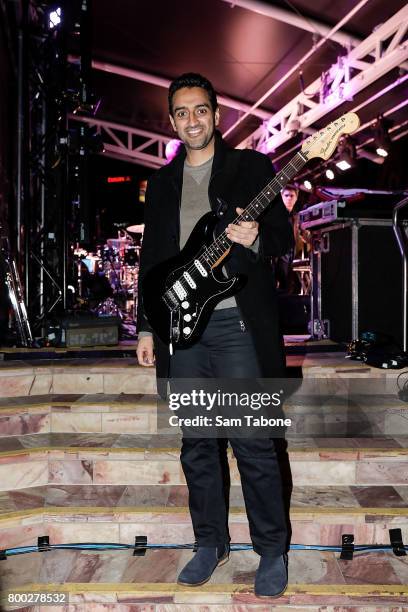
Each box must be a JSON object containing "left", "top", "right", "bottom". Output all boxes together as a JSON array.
[{"left": 0, "top": 335, "right": 342, "bottom": 361}]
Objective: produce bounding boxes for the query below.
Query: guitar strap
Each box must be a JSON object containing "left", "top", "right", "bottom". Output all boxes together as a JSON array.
[{"left": 210, "top": 148, "right": 243, "bottom": 214}]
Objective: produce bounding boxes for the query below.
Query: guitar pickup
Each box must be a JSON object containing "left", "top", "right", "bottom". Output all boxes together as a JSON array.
[
  {"left": 172, "top": 280, "right": 187, "bottom": 300},
  {"left": 162, "top": 289, "right": 179, "bottom": 311},
  {"left": 183, "top": 271, "right": 196, "bottom": 289},
  {"left": 194, "top": 260, "right": 208, "bottom": 277}
]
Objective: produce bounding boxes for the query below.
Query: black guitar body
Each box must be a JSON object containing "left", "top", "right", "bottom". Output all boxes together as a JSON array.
[{"left": 142, "top": 211, "right": 245, "bottom": 349}]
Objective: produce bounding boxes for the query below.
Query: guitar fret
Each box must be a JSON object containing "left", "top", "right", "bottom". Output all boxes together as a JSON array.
[
  {"left": 288, "top": 159, "right": 299, "bottom": 172},
  {"left": 183, "top": 151, "right": 309, "bottom": 278}
]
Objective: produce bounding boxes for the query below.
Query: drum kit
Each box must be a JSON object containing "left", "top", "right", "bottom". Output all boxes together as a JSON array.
[{"left": 73, "top": 224, "right": 144, "bottom": 327}]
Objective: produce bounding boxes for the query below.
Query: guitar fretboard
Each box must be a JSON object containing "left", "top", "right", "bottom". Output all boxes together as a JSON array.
[{"left": 199, "top": 150, "right": 308, "bottom": 268}]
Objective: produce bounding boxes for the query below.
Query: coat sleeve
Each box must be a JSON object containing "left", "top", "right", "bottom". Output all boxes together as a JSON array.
[
  {"left": 244, "top": 150, "right": 294, "bottom": 258},
  {"left": 136, "top": 175, "right": 161, "bottom": 334}
]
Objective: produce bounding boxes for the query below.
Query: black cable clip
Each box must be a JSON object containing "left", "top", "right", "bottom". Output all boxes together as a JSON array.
[
  {"left": 38, "top": 536, "right": 50, "bottom": 552},
  {"left": 340, "top": 534, "right": 354, "bottom": 560},
  {"left": 0, "top": 549, "right": 7, "bottom": 560},
  {"left": 133, "top": 536, "right": 147, "bottom": 556},
  {"left": 389, "top": 528, "right": 407, "bottom": 557}
]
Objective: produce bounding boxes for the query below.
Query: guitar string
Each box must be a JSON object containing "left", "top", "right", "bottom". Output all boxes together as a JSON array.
[
  {"left": 183, "top": 151, "right": 308, "bottom": 278},
  {"left": 204, "top": 152, "right": 308, "bottom": 267},
  {"left": 169, "top": 149, "right": 309, "bottom": 296},
  {"left": 180, "top": 151, "right": 308, "bottom": 283}
]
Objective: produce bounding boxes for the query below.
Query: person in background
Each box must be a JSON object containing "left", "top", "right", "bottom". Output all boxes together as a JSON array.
[
  {"left": 281, "top": 185, "right": 299, "bottom": 216},
  {"left": 275, "top": 185, "right": 310, "bottom": 294}
]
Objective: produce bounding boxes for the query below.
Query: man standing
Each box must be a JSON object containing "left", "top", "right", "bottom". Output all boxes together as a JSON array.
[
  {"left": 276, "top": 185, "right": 310, "bottom": 293},
  {"left": 137, "top": 73, "right": 293, "bottom": 597},
  {"left": 275, "top": 186, "right": 300, "bottom": 293}
]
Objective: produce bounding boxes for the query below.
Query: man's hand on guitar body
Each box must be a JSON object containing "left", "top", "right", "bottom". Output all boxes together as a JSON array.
[
  {"left": 137, "top": 335, "right": 155, "bottom": 366},
  {"left": 226, "top": 207, "right": 259, "bottom": 248}
]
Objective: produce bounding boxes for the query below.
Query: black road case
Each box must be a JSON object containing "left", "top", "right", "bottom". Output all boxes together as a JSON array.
[{"left": 310, "top": 218, "right": 404, "bottom": 345}]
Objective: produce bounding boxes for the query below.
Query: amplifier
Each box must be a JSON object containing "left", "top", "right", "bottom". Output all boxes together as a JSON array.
[
  {"left": 300, "top": 192, "right": 408, "bottom": 230},
  {"left": 299, "top": 200, "right": 343, "bottom": 228},
  {"left": 47, "top": 315, "right": 120, "bottom": 347}
]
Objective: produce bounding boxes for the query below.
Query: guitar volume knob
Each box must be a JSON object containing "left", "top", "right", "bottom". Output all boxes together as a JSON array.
[
  {"left": 183, "top": 327, "right": 191, "bottom": 335},
  {"left": 183, "top": 314, "right": 192, "bottom": 322},
  {"left": 181, "top": 301, "right": 189, "bottom": 309}
]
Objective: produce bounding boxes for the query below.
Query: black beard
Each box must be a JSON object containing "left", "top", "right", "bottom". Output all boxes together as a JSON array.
[{"left": 184, "top": 126, "right": 215, "bottom": 151}]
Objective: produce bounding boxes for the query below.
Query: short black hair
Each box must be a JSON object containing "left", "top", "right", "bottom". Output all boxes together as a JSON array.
[
  {"left": 168, "top": 73, "right": 218, "bottom": 116},
  {"left": 282, "top": 185, "right": 299, "bottom": 195}
]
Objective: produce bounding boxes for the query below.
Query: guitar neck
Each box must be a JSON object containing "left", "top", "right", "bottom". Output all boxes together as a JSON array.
[{"left": 203, "top": 151, "right": 308, "bottom": 268}]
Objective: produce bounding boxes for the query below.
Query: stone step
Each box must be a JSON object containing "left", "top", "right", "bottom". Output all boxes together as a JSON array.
[
  {"left": 1, "top": 548, "right": 408, "bottom": 610},
  {"left": 1, "top": 483, "right": 408, "bottom": 548},
  {"left": 0, "top": 432, "right": 407, "bottom": 491},
  {"left": 0, "top": 360, "right": 157, "bottom": 397},
  {"left": 1, "top": 391, "right": 407, "bottom": 437},
  {"left": 0, "top": 352, "right": 402, "bottom": 398}
]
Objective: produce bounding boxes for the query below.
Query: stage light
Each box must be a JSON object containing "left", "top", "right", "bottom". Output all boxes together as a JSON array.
[
  {"left": 373, "top": 116, "right": 391, "bottom": 158},
  {"left": 336, "top": 159, "right": 351, "bottom": 171},
  {"left": 303, "top": 179, "right": 312, "bottom": 190},
  {"left": 335, "top": 135, "right": 356, "bottom": 171},
  {"left": 376, "top": 147, "right": 388, "bottom": 158},
  {"left": 325, "top": 168, "right": 335, "bottom": 180},
  {"left": 165, "top": 139, "right": 183, "bottom": 162},
  {"left": 286, "top": 119, "right": 301, "bottom": 137},
  {"left": 48, "top": 7, "right": 61, "bottom": 29}
]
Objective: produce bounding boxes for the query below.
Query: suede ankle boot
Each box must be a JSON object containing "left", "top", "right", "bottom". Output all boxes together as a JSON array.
[
  {"left": 254, "top": 553, "right": 288, "bottom": 598},
  {"left": 177, "top": 544, "right": 230, "bottom": 586}
]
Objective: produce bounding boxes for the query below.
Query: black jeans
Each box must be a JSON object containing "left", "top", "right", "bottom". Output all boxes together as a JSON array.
[{"left": 169, "top": 307, "right": 287, "bottom": 556}]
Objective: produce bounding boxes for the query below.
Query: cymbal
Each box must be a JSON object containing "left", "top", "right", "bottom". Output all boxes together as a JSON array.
[{"left": 126, "top": 224, "right": 145, "bottom": 234}]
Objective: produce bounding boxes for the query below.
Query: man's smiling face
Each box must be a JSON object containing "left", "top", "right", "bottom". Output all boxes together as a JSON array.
[{"left": 169, "top": 86, "right": 219, "bottom": 153}]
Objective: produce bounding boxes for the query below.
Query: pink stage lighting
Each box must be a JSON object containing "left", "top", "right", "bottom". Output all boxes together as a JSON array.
[{"left": 165, "top": 139, "right": 183, "bottom": 162}]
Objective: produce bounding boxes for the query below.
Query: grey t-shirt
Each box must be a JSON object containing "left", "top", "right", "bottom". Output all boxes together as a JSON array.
[{"left": 181, "top": 157, "right": 237, "bottom": 310}]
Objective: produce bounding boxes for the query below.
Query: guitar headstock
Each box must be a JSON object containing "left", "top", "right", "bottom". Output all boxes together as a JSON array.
[{"left": 301, "top": 112, "right": 360, "bottom": 161}]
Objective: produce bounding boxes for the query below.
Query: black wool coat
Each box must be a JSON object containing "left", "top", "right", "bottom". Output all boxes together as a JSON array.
[{"left": 137, "top": 132, "right": 294, "bottom": 383}]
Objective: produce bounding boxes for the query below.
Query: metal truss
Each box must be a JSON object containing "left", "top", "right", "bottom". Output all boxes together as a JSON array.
[
  {"left": 220, "top": 0, "right": 367, "bottom": 50},
  {"left": 15, "top": 2, "right": 68, "bottom": 329},
  {"left": 222, "top": 0, "right": 408, "bottom": 70},
  {"left": 67, "top": 58, "right": 272, "bottom": 121},
  {"left": 238, "top": 4, "right": 408, "bottom": 152},
  {"left": 69, "top": 115, "right": 172, "bottom": 168},
  {"left": 15, "top": 0, "right": 99, "bottom": 330}
]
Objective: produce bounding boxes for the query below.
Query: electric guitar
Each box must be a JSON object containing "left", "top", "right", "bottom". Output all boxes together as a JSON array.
[{"left": 142, "top": 112, "right": 360, "bottom": 352}]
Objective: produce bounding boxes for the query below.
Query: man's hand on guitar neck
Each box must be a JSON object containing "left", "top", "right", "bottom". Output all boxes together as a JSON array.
[
  {"left": 137, "top": 335, "right": 155, "bottom": 366},
  {"left": 226, "top": 207, "right": 259, "bottom": 248}
]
